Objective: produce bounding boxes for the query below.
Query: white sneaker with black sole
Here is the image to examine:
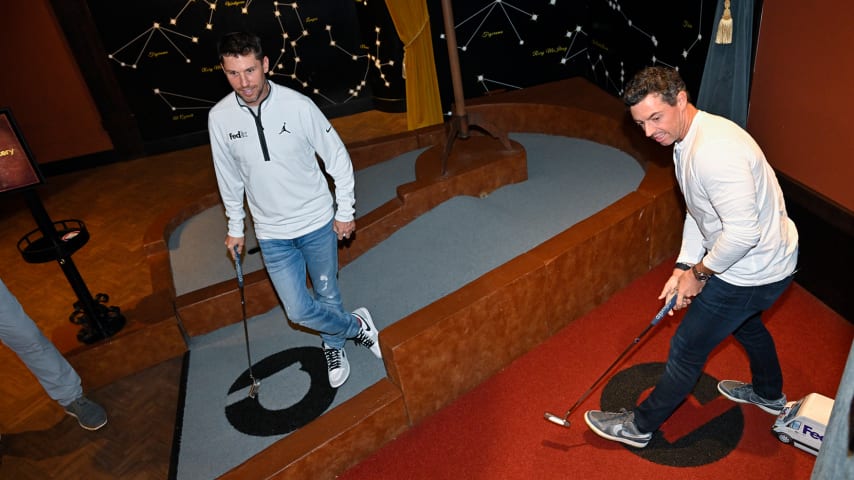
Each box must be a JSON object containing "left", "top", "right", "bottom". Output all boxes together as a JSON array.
[
  {"left": 323, "top": 343, "right": 350, "bottom": 388},
  {"left": 352, "top": 307, "right": 381, "bottom": 359}
]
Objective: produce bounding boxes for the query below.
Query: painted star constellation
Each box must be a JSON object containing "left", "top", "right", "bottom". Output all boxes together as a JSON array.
[
  {"left": 440, "top": 0, "right": 538, "bottom": 51},
  {"left": 106, "top": 22, "right": 199, "bottom": 69},
  {"left": 590, "top": 0, "right": 708, "bottom": 95},
  {"left": 151, "top": 88, "right": 217, "bottom": 113},
  {"left": 268, "top": 19, "right": 395, "bottom": 106},
  {"left": 443, "top": 0, "right": 711, "bottom": 98},
  {"left": 606, "top": 0, "right": 706, "bottom": 68}
]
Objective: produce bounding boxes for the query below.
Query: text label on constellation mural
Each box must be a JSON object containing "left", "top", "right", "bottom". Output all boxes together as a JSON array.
[
  {"left": 532, "top": 46, "right": 568, "bottom": 57},
  {"left": 592, "top": 40, "right": 609, "bottom": 52}
]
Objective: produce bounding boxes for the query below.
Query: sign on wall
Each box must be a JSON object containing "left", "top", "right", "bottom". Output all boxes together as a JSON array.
[{"left": 0, "top": 108, "right": 44, "bottom": 195}]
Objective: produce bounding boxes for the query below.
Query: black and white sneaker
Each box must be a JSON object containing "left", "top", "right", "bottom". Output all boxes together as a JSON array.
[
  {"left": 352, "top": 307, "right": 382, "bottom": 359},
  {"left": 717, "top": 380, "right": 787, "bottom": 414},
  {"left": 323, "top": 343, "right": 350, "bottom": 388}
]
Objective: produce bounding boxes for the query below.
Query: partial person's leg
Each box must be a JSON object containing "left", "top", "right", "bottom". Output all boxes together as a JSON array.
[
  {"left": 300, "top": 220, "right": 361, "bottom": 345},
  {"left": 302, "top": 221, "right": 344, "bottom": 313},
  {"left": 259, "top": 225, "right": 358, "bottom": 350},
  {"left": 731, "top": 276, "right": 793, "bottom": 400},
  {"left": 633, "top": 278, "right": 756, "bottom": 432},
  {"left": 0, "top": 279, "right": 83, "bottom": 405},
  {"left": 300, "top": 221, "right": 381, "bottom": 358}
]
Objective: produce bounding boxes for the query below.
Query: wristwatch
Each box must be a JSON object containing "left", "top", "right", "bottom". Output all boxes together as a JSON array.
[
  {"left": 674, "top": 262, "right": 692, "bottom": 271},
  {"left": 692, "top": 265, "right": 712, "bottom": 282}
]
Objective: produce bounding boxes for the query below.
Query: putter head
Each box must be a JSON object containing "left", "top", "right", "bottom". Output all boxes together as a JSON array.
[
  {"left": 544, "top": 412, "right": 571, "bottom": 428},
  {"left": 248, "top": 378, "right": 261, "bottom": 399}
]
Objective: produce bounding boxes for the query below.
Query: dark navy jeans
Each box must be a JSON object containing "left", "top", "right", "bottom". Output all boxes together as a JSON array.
[{"left": 633, "top": 273, "right": 794, "bottom": 433}]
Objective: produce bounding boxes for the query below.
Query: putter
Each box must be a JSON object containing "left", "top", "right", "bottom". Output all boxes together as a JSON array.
[
  {"left": 234, "top": 245, "right": 261, "bottom": 399},
  {"left": 544, "top": 294, "right": 678, "bottom": 428}
]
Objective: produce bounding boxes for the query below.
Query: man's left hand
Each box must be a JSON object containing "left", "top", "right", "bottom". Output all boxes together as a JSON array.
[{"left": 334, "top": 220, "right": 356, "bottom": 241}]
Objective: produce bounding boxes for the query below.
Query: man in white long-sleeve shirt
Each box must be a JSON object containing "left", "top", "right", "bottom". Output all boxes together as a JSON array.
[
  {"left": 585, "top": 66, "right": 798, "bottom": 448},
  {"left": 208, "top": 32, "right": 381, "bottom": 388}
]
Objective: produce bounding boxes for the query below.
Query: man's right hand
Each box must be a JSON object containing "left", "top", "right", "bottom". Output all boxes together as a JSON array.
[{"left": 225, "top": 235, "right": 245, "bottom": 260}]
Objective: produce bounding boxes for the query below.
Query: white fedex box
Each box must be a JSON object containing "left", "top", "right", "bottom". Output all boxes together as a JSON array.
[{"left": 771, "top": 392, "right": 834, "bottom": 455}]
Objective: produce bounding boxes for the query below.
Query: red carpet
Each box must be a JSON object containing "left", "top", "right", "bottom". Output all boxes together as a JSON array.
[{"left": 340, "top": 259, "right": 853, "bottom": 479}]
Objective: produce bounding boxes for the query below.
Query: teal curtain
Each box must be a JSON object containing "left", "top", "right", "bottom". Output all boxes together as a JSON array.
[{"left": 696, "top": 0, "right": 756, "bottom": 128}]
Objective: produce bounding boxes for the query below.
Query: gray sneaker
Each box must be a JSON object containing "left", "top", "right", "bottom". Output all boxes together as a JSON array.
[
  {"left": 584, "top": 409, "right": 652, "bottom": 448},
  {"left": 717, "top": 380, "right": 786, "bottom": 414},
  {"left": 64, "top": 396, "right": 108, "bottom": 431}
]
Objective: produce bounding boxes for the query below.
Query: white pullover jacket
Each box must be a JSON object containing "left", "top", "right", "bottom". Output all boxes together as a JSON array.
[
  {"left": 208, "top": 81, "right": 355, "bottom": 240},
  {"left": 673, "top": 111, "right": 798, "bottom": 286}
]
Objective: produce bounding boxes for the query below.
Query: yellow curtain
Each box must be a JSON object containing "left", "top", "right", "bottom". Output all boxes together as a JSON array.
[{"left": 384, "top": 0, "right": 443, "bottom": 130}]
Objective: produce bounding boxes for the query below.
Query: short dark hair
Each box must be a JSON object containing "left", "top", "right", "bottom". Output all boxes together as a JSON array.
[
  {"left": 217, "top": 32, "right": 264, "bottom": 62},
  {"left": 623, "top": 66, "right": 687, "bottom": 107}
]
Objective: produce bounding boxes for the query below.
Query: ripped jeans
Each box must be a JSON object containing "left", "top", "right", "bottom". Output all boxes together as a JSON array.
[{"left": 258, "top": 220, "right": 360, "bottom": 349}]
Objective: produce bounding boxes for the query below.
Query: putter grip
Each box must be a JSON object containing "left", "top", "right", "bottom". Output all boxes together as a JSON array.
[
  {"left": 651, "top": 295, "right": 679, "bottom": 326},
  {"left": 234, "top": 246, "right": 244, "bottom": 287}
]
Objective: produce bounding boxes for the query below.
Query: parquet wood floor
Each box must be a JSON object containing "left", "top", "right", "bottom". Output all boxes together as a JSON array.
[{"left": 0, "top": 110, "right": 409, "bottom": 479}]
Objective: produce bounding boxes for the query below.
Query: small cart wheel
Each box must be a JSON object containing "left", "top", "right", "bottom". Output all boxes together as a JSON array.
[{"left": 777, "top": 433, "right": 792, "bottom": 444}]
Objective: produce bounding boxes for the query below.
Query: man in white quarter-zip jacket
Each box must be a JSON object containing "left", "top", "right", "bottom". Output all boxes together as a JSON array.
[
  {"left": 208, "top": 32, "right": 381, "bottom": 389},
  {"left": 585, "top": 66, "right": 799, "bottom": 449}
]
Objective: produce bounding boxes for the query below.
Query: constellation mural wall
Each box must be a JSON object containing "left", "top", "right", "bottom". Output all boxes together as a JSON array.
[
  {"left": 86, "top": 0, "right": 403, "bottom": 144},
  {"left": 80, "top": 0, "right": 724, "bottom": 150},
  {"left": 426, "top": 0, "right": 719, "bottom": 114}
]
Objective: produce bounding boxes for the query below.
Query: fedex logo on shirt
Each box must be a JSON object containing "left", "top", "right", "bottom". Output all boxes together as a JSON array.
[{"left": 228, "top": 130, "right": 249, "bottom": 140}]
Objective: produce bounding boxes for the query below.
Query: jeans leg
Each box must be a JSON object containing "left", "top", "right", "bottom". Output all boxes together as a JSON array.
[
  {"left": 301, "top": 221, "right": 361, "bottom": 343},
  {"left": 634, "top": 286, "right": 734, "bottom": 432},
  {"left": 259, "top": 222, "right": 358, "bottom": 349},
  {"left": 301, "top": 221, "right": 345, "bottom": 314},
  {"left": 731, "top": 276, "right": 793, "bottom": 400},
  {"left": 0, "top": 279, "right": 83, "bottom": 406},
  {"left": 633, "top": 276, "right": 788, "bottom": 433}
]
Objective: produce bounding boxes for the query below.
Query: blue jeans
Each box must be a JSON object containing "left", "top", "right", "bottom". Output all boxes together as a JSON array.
[
  {"left": 258, "top": 220, "right": 360, "bottom": 349},
  {"left": 634, "top": 274, "right": 794, "bottom": 433},
  {"left": 0, "top": 278, "right": 83, "bottom": 406}
]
